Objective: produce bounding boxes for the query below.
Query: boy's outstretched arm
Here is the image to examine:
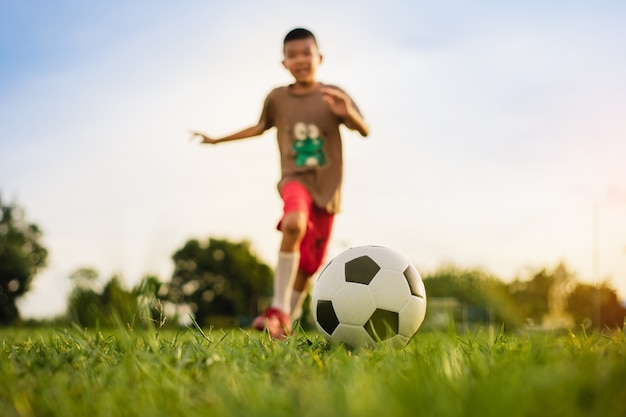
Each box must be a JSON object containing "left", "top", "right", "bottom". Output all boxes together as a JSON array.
[
  {"left": 190, "top": 121, "right": 266, "bottom": 144},
  {"left": 320, "top": 87, "right": 370, "bottom": 137}
]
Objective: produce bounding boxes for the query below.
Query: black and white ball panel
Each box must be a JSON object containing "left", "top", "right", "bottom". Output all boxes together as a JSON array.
[{"left": 312, "top": 245, "right": 427, "bottom": 348}]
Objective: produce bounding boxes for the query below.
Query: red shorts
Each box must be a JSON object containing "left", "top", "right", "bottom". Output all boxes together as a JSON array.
[{"left": 279, "top": 181, "right": 334, "bottom": 276}]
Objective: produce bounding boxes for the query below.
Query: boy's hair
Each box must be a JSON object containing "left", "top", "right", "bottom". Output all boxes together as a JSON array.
[{"left": 283, "top": 28, "right": 317, "bottom": 46}]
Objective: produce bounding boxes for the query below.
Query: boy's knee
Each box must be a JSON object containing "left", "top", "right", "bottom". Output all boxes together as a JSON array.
[{"left": 282, "top": 212, "right": 307, "bottom": 237}]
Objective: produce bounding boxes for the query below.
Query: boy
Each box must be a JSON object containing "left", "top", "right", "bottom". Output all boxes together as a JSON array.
[{"left": 191, "top": 28, "right": 369, "bottom": 338}]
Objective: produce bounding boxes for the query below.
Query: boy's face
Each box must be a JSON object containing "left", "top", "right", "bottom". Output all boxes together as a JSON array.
[{"left": 282, "top": 37, "right": 323, "bottom": 84}]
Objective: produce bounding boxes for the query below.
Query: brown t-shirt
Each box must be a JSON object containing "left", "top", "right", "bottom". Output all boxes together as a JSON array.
[{"left": 259, "top": 84, "right": 362, "bottom": 214}]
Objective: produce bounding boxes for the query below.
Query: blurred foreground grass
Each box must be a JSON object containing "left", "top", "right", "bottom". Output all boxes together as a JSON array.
[{"left": 1, "top": 325, "right": 625, "bottom": 417}]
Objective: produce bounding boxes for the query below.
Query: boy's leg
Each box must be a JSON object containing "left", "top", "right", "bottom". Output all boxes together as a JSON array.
[
  {"left": 289, "top": 270, "right": 311, "bottom": 322},
  {"left": 272, "top": 211, "right": 306, "bottom": 313},
  {"left": 252, "top": 182, "right": 310, "bottom": 338},
  {"left": 290, "top": 205, "right": 335, "bottom": 322}
]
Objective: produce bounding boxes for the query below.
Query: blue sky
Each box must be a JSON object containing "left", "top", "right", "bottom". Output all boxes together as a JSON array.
[{"left": 1, "top": 1, "right": 625, "bottom": 318}]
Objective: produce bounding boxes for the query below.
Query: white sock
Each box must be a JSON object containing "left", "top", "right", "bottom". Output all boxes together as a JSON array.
[
  {"left": 271, "top": 251, "right": 300, "bottom": 314},
  {"left": 289, "top": 289, "right": 309, "bottom": 321}
]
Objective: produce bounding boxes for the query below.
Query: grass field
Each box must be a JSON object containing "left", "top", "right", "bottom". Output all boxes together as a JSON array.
[{"left": 1, "top": 324, "right": 625, "bottom": 417}]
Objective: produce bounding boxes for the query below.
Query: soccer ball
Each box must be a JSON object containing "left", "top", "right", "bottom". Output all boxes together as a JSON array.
[{"left": 311, "top": 245, "right": 427, "bottom": 349}]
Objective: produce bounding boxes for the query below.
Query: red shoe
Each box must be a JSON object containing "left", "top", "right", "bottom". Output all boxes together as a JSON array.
[{"left": 251, "top": 307, "right": 291, "bottom": 339}]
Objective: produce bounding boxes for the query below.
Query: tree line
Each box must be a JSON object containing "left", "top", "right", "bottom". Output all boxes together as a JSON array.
[{"left": 2, "top": 195, "right": 625, "bottom": 330}]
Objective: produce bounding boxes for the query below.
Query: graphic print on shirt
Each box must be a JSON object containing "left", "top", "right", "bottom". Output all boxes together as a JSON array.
[{"left": 292, "top": 122, "right": 326, "bottom": 167}]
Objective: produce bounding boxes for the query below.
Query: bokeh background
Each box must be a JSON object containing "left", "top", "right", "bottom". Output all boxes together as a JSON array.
[{"left": 1, "top": 0, "right": 624, "bottom": 318}]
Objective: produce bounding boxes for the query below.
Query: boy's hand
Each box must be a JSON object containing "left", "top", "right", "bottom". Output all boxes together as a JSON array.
[
  {"left": 320, "top": 87, "right": 353, "bottom": 118},
  {"left": 189, "top": 130, "right": 218, "bottom": 144},
  {"left": 320, "top": 86, "right": 370, "bottom": 137}
]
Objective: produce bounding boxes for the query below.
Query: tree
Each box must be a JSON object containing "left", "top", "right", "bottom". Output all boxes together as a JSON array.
[
  {"left": 0, "top": 195, "right": 48, "bottom": 324},
  {"left": 67, "top": 268, "right": 139, "bottom": 327},
  {"left": 567, "top": 281, "right": 626, "bottom": 329},
  {"left": 508, "top": 262, "right": 575, "bottom": 327},
  {"left": 508, "top": 269, "right": 554, "bottom": 323},
  {"left": 423, "top": 265, "right": 524, "bottom": 329},
  {"left": 67, "top": 267, "right": 101, "bottom": 326},
  {"left": 67, "top": 287, "right": 101, "bottom": 327},
  {"left": 133, "top": 274, "right": 169, "bottom": 327},
  {"left": 100, "top": 275, "right": 138, "bottom": 326},
  {"left": 165, "top": 237, "right": 273, "bottom": 326}
]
